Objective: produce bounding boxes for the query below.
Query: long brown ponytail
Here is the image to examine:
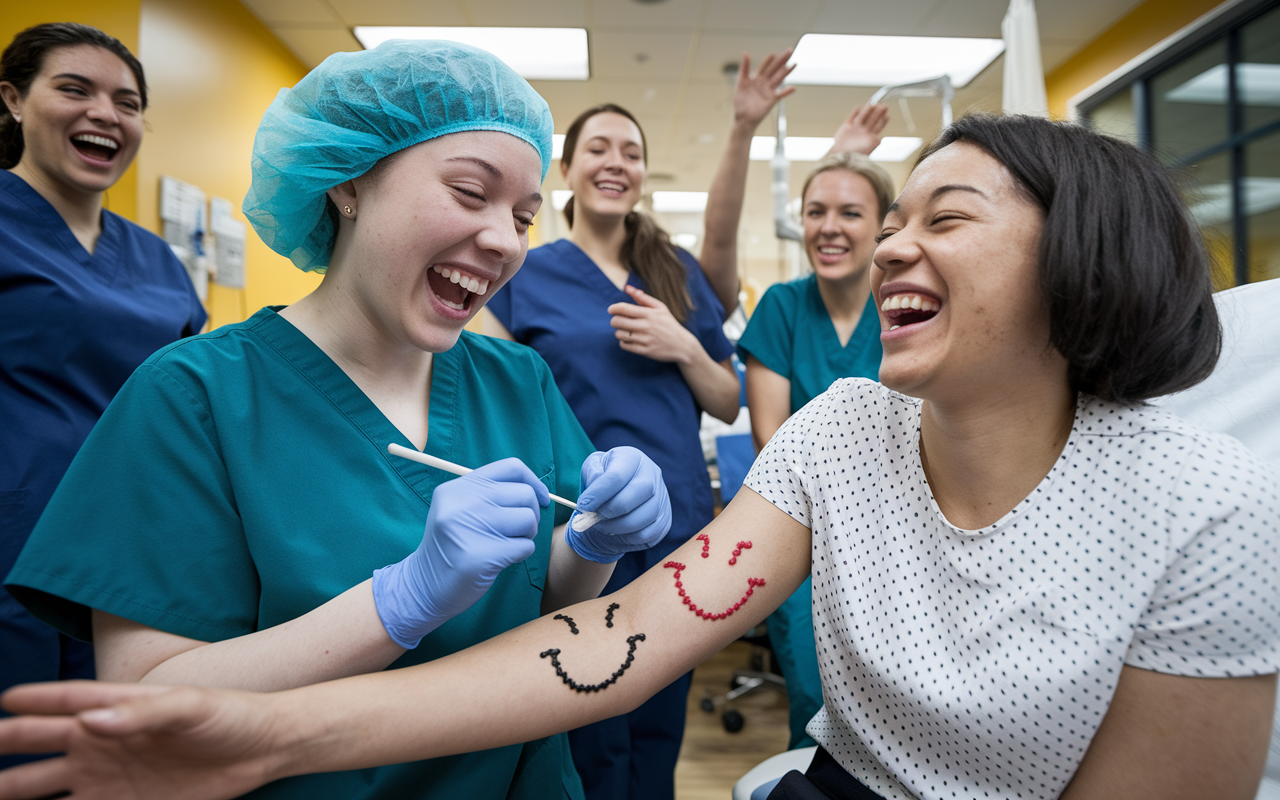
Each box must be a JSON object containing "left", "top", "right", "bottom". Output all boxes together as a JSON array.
[{"left": 561, "top": 104, "right": 693, "bottom": 324}]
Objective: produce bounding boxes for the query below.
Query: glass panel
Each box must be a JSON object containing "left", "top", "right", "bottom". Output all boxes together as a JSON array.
[
  {"left": 1152, "top": 39, "right": 1229, "bottom": 165},
  {"left": 1179, "top": 151, "right": 1237, "bottom": 290},
  {"left": 1087, "top": 86, "right": 1139, "bottom": 145},
  {"left": 1240, "top": 4, "right": 1280, "bottom": 134},
  {"left": 1246, "top": 131, "right": 1280, "bottom": 283}
]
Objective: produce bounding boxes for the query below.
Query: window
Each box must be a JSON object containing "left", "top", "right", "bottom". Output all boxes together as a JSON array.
[{"left": 1079, "top": 0, "right": 1280, "bottom": 288}]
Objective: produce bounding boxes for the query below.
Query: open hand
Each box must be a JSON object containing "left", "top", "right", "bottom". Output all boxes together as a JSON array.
[
  {"left": 0, "top": 681, "right": 278, "bottom": 800},
  {"left": 830, "top": 102, "right": 889, "bottom": 156},
  {"left": 608, "top": 285, "right": 697, "bottom": 364},
  {"left": 732, "top": 49, "right": 797, "bottom": 129}
]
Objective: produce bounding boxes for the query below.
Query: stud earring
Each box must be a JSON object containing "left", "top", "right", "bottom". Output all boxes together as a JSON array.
[{"left": 343, "top": 205, "right": 353, "bottom": 216}]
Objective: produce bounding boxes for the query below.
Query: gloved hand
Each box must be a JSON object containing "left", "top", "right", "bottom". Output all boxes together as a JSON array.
[
  {"left": 373, "top": 458, "right": 548, "bottom": 649},
  {"left": 566, "top": 446, "right": 671, "bottom": 564}
]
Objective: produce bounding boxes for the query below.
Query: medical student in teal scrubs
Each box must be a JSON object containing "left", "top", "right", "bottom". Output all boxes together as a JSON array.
[
  {"left": 735, "top": 146, "right": 896, "bottom": 750},
  {"left": 4, "top": 40, "right": 671, "bottom": 800}
]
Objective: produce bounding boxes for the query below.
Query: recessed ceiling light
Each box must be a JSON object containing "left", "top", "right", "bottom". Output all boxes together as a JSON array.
[
  {"left": 748, "top": 136, "right": 924, "bottom": 162},
  {"left": 651, "top": 191, "right": 708, "bottom": 213},
  {"left": 787, "top": 34, "right": 1003, "bottom": 88},
  {"left": 352, "top": 27, "right": 589, "bottom": 80}
]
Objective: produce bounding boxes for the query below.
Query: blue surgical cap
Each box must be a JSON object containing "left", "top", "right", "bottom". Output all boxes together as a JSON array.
[{"left": 244, "top": 39, "right": 554, "bottom": 272}]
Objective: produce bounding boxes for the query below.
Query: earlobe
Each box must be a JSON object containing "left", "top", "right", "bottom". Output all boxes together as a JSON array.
[{"left": 327, "top": 181, "right": 359, "bottom": 217}]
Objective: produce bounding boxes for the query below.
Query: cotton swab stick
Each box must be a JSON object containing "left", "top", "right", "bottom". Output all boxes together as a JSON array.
[{"left": 387, "top": 443, "right": 601, "bottom": 531}]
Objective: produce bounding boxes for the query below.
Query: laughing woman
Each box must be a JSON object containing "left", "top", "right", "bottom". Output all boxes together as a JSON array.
[
  {"left": 1, "top": 114, "right": 1277, "bottom": 800},
  {"left": 0, "top": 22, "right": 204, "bottom": 734},
  {"left": 2, "top": 40, "right": 671, "bottom": 800}
]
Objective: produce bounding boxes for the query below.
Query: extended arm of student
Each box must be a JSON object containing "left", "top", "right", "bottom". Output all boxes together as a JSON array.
[
  {"left": 0, "top": 489, "right": 811, "bottom": 800},
  {"left": 744, "top": 354, "right": 792, "bottom": 452},
  {"left": 609, "top": 285, "right": 740, "bottom": 423},
  {"left": 700, "top": 50, "right": 795, "bottom": 316},
  {"left": 1060, "top": 666, "right": 1277, "bottom": 800}
]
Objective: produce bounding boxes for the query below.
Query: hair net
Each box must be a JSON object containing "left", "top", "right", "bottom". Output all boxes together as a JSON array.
[{"left": 244, "top": 39, "right": 554, "bottom": 272}]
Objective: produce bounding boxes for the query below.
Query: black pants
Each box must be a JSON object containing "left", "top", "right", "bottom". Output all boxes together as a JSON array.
[{"left": 766, "top": 747, "right": 887, "bottom": 800}]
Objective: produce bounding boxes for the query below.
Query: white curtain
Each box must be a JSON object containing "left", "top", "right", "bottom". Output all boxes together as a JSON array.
[{"left": 1001, "top": 0, "right": 1049, "bottom": 117}]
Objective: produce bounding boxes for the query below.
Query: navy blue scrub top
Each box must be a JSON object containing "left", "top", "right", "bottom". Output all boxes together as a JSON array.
[
  {"left": 0, "top": 168, "right": 206, "bottom": 575},
  {"left": 487, "top": 238, "right": 733, "bottom": 560}
]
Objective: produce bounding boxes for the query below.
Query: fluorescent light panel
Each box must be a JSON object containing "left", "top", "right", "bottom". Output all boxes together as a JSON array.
[
  {"left": 787, "top": 34, "right": 1003, "bottom": 89},
  {"left": 552, "top": 134, "right": 565, "bottom": 160},
  {"left": 651, "top": 192, "right": 708, "bottom": 213},
  {"left": 352, "top": 27, "right": 589, "bottom": 80},
  {"left": 749, "top": 136, "right": 923, "bottom": 162},
  {"left": 551, "top": 190, "right": 573, "bottom": 211}
]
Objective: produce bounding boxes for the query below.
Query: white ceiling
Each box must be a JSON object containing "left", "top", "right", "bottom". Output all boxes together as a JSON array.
[{"left": 237, "top": 0, "right": 1147, "bottom": 276}]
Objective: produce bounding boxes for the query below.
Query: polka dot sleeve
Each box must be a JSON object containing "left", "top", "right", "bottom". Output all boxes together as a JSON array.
[
  {"left": 1125, "top": 432, "right": 1280, "bottom": 677},
  {"left": 744, "top": 381, "right": 868, "bottom": 529}
]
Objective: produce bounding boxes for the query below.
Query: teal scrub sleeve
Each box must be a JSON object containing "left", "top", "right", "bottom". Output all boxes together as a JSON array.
[
  {"left": 6, "top": 362, "right": 258, "bottom": 643},
  {"left": 736, "top": 281, "right": 798, "bottom": 381},
  {"left": 540, "top": 355, "right": 594, "bottom": 528}
]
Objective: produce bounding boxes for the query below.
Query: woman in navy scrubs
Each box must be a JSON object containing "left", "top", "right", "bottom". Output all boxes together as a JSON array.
[
  {"left": 0, "top": 21, "right": 205, "bottom": 741},
  {"left": 482, "top": 102, "right": 741, "bottom": 800}
]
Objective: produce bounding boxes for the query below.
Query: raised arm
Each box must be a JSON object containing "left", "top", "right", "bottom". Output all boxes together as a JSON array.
[
  {"left": 700, "top": 50, "right": 796, "bottom": 316},
  {"left": 0, "top": 489, "right": 811, "bottom": 800},
  {"left": 826, "top": 102, "right": 889, "bottom": 157}
]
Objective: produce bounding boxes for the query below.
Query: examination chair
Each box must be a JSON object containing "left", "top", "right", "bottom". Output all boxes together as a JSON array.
[{"left": 732, "top": 278, "right": 1280, "bottom": 800}]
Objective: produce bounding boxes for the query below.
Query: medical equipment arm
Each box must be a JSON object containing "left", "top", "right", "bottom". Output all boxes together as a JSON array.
[
  {"left": 0, "top": 489, "right": 812, "bottom": 800},
  {"left": 700, "top": 50, "right": 796, "bottom": 316}
]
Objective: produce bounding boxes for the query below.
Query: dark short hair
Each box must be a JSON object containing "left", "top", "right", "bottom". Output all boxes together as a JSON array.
[
  {"left": 0, "top": 22, "right": 148, "bottom": 169},
  {"left": 917, "top": 113, "right": 1221, "bottom": 403}
]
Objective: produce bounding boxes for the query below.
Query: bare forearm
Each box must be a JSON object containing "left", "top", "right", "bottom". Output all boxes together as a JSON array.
[
  {"left": 678, "top": 353, "right": 740, "bottom": 423},
  {"left": 542, "top": 525, "right": 616, "bottom": 614},
  {"left": 745, "top": 357, "right": 792, "bottom": 451},
  {"left": 139, "top": 581, "right": 405, "bottom": 692},
  {"left": 264, "top": 492, "right": 810, "bottom": 779},
  {"left": 699, "top": 121, "right": 756, "bottom": 316}
]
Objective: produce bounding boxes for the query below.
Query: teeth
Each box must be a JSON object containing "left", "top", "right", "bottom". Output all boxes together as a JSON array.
[
  {"left": 880, "top": 293, "right": 940, "bottom": 313},
  {"left": 818, "top": 247, "right": 847, "bottom": 254},
  {"left": 597, "top": 182, "right": 626, "bottom": 192},
  {"left": 72, "top": 134, "right": 118, "bottom": 150},
  {"left": 432, "top": 264, "right": 489, "bottom": 296},
  {"left": 889, "top": 325, "right": 901, "bottom": 331},
  {"left": 439, "top": 297, "right": 466, "bottom": 310}
]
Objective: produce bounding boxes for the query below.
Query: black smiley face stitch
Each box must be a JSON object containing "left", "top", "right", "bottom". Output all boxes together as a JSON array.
[{"left": 541, "top": 603, "right": 646, "bottom": 693}]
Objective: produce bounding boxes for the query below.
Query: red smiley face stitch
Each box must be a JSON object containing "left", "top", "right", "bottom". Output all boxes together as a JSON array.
[{"left": 664, "top": 533, "right": 766, "bottom": 621}]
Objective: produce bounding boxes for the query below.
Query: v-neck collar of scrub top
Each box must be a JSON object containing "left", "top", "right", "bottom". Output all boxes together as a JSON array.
[
  {"left": 0, "top": 170, "right": 123, "bottom": 283},
  {"left": 807, "top": 274, "right": 880, "bottom": 362},
  {"left": 250, "top": 306, "right": 463, "bottom": 504},
  {"left": 556, "top": 238, "right": 641, "bottom": 302}
]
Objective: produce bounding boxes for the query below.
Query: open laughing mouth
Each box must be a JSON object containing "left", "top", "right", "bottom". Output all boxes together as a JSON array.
[
  {"left": 881, "top": 293, "right": 940, "bottom": 331},
  {"left": 426, "top": 265, "right": 491, "bottom": 312},
  {"left": 70, "top": 133, "right": 119, "bottom": 164}
]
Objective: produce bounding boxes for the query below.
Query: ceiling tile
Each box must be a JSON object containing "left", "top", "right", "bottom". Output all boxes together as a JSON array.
[
  {"left": 593, "top": 30, "right": 694, "bottom": 79},
  {"left": 1036, "top": 0, "right": 1148, "bottom": 44},
  {"left": 238, "top": 0, "right": 339, "bottom": 25},
  {"left": 806, "top": 0, "right": 944, "bottom": 36},
  {"left": 593, "top": 78, "right": 682, "bottom": 114},
  {"left": 326, "top": 0, "right": 470, "bottom": 26},
  {"left": 701, "top": 0, "right": 823, "bottom": 34},
  {"left": 272, "top": 27, "right": 363, "bottom": 69},
  {"left": 689, "top": 33, "right": 802, "bottom": 84},
  {"left": 462, "top": 0, "right": 589, "bottom": 27},
  {"left": 527, "top": 81, "right": 599, "bottom": 129},
  {"left": 911, "top": 0, "right": 1007, "bottom": 37},
  {"left": 592, "top": 0, "right": 707, "bottom": 30}
]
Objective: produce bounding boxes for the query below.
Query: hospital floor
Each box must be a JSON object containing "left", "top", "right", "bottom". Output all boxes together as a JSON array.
[{"left": 674, "top": 640, "right": 791, "bottom": 799}]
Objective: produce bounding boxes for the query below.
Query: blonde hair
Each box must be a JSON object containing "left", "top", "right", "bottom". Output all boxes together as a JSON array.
[{"left": 799, "top": 152, "right": 895, "bottom": 223}]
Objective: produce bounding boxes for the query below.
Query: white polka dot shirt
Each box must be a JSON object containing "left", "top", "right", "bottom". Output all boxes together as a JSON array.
[{"left": 745, "top": 379, "right": 1280, "bottom": 800}]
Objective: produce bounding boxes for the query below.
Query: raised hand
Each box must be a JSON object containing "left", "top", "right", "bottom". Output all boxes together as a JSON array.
[
  {"left": 732, "top": 49, "right": 797, "bottom": 129},
  {"left": 830, "top": 102, "right": 890, "bottom": 156}
]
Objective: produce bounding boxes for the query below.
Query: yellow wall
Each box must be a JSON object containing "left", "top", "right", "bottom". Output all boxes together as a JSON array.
[
  {"left": 1, "top": 1, "right": 142, "bottom": 220},
  {"left": 136, "top": 0, "right": 317, "bottom": 330},
  {"left": 1045, "top": 0, "right": 1228, "bottom": 118}
]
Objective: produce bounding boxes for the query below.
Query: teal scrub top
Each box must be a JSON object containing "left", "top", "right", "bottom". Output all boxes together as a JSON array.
[
  {"left": 736, "top": 274, "right": 882, "bottom": 414},
  {"left": 6, "top": 307, "right": 593, "bottom": 800}
]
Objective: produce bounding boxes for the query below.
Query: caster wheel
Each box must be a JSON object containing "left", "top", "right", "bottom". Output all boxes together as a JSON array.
[
  {"left": 700, "top": 696, "right": 715, "bottom": 713},
  {"left": 722, "top": 709, "right": 744, "bottom": 733}
]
